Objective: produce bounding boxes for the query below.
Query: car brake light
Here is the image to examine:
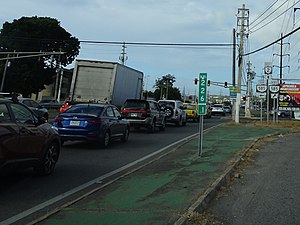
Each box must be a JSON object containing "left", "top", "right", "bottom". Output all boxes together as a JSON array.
[
  {"left": 141, "top": 109, "right": 151, "bottom": 117},
  {"left": 54, "top": 117, "right": 64, "bottom": 122},
  {"left": 175, "top": 110, "right": 179, "bottom": 116},
  {"left": 87, "top": 119, "right": 102, "bottom": 124}
]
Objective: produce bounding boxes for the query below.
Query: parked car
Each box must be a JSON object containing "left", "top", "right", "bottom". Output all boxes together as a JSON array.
[
  {"left": 17, "top": 98, "right": 49, "bottom": 120},
  {"left": 121, "top": 99, "right": 166, "bottom": 132},
  {"left": 270, "top": 110, "right": 293, "bottom": 118},
  {"left": 0, "top": 98, "right": 61, "bottom": 175},
  {"left": 39, "top": 99, "right": 62, "bottom": 110},
  {"left": 158, "top": 100, "right": 187, "bottom": 126},
  {"left": 53, "top": 103, "right": 130, "bottom": 148},
  {"left": 211, "top": 104, "right": 225, "bottom": 116}
]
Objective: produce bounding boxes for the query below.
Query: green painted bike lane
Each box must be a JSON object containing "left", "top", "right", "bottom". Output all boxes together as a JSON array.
[{"left": 36, "top": 124, "right": 289, "bottom": 225}]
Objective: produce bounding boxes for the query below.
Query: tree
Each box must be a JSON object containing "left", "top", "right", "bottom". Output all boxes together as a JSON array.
[
  {"left": 0, "top": 16, "right": 80, "bottom": 96},
  {"left": 153, "top": 74, "right": 182, "bottom": 100}
]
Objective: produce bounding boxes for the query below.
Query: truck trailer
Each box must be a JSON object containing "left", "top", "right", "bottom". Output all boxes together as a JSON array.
[{"left": 69, "top": 60, "right": 144, "bottom": 107}]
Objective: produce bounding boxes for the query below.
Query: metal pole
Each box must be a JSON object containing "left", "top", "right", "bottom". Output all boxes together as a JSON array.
[
  {"left": 260, "top": 98, "right": 263, "bottom": 124},
  {"left": 266, "top": 79, "right": 270, "bottom": 123},
  {"left": 0, "top": 54, "right": 9, "bottom": 92},
  {"left": 198, "top": 115, "right": 204, "bottom": 157}
]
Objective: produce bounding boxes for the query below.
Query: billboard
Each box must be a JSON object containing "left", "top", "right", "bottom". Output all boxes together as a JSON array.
[{"left": 279, "top": 84, "right": 300, "bottom": 110}]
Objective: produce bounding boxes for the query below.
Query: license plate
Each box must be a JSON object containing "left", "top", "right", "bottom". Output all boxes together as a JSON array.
[
  {"left": 70, "top": 120, "right": 80, "bottom": 126},
  {"left": 131, "top": 113, "right": 138, "bottom": 117}
]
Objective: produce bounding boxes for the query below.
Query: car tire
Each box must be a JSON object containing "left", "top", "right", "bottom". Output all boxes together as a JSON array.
[
  {"left": 159, "top": 119, "right": 166, "bottom": 131},
  {"left": 176, "top": 117, "right": 182, "bottom": 127},
  {"left": 147, "top": 120, "right": 155, "bottom": 133},
  {"left": 182, "top": 119, "right": 187, "bottom": 126},
  {"left": 35, "top": 141, "right": 60, "bottom": 175},
  {"left": 101, "top": 131, "right": 111, "bottom": 148},
  {"left": 164, "top": 107, "right": 173, "bottom": 118},
  {"left": 121, "top": 127, "right": 129, "bottom": 142}
]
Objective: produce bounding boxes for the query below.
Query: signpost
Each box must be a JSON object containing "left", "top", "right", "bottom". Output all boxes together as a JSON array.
[{"left": 198, "top": 73, "right": 208, "bottom": 157}]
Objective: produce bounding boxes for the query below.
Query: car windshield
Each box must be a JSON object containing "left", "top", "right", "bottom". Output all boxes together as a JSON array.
[
  {"left": 124, "top": 101, "right": 148, "bottom": 110},
  {"left": 65, "top": 105, "right": 104, "bottom": 116},
  {"left": 158, "top": 101, "right": 175, "bottom": 109}
]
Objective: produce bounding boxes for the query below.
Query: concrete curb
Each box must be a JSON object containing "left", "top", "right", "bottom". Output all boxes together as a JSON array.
[{"left": 173, "top": 133, "right": 277, "bottom": 225}]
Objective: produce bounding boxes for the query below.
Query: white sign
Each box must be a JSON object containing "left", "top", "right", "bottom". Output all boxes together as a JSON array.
[
  {"left": 259, "top": 93, "right": 266, "bottom": 99},
  {"left": 264, "top": 62, "right": 272, "bottom": 75},
  {"left": 256, "top": 85, "right": 267, "bottom": 93},
  {"left": 258, "top": 79, "right": 267, "bottom": 85},
  {"left": 270, "top": 80, "right": 279, "bottom": 85},
  {"left": 271, "top": 93, "right": 278, "bottom": 99},
  {"left": 269, "top": 85, "right": 280, "bottom": 93}
]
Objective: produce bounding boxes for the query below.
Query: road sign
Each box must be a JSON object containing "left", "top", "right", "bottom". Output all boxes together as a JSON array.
[
  {"left": 269, "top": 85, "right": 280, "bottom": 93},
  {"left": 198, "top": 104, "right": 207, "bottom": 115},
  {"left": 256, "top": 85, "right": 267, "bottom": 93},
  {"left": 264, "top": 62, "right": 272, "bottom": 75},
  {"left": 271, "top": 93, "right": 278, "bottom": 99},
  {"left": 198, "top": 73, "right": 208, "bottom": 105}
]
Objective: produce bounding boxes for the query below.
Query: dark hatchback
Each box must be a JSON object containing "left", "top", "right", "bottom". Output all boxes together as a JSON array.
[
  {"left": 0, "top": 98, "right": 61, "bottom": 175},
  {"left": 120, "top": 99, "right": 166, "bottom": 132},
  {"left": 53, "top": 103, "right": 130, "bottom": 148}
]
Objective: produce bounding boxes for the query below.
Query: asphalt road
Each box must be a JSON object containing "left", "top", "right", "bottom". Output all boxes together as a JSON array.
[
  {"left": 0, "top": 117, "right": 226, "bottom": 224},
  {"left": 209, "top": 133, "right": 300, "bottom": 225}
]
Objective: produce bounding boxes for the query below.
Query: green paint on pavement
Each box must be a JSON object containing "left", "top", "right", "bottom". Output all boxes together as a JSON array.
[{"left": 38, "top": 124, "right": 289, "bottom": 225}]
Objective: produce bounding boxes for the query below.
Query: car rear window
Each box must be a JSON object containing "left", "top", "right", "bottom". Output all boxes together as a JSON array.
[
  {"left": 123, "top": 101, "right": 148, "bottom": 110},
  {"left": 158, "top": 101, "right": 175, "bottom": 109},
  {"left": 65, "top": 105, "right": 104, "bottom": 116},
  {"left": 185, "top": 105, "right": 196, "bottom": 110}
]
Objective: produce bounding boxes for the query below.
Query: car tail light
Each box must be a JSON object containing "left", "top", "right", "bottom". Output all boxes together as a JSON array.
[
  {"left": 175, "top": 110, "right": 179, "bottom": 116},
  {"left": 54, "top": 117, "right": 64, "bottom": 122},
  {"left": 87, "top": 118, "right": 102, "bottom": 124},
  {"left": 141, "top": 109, "right": 151, "bottom": 117}
]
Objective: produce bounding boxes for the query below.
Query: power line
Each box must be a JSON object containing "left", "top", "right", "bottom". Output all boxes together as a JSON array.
[
  {"left": 250, "top": 0, "right": 300, "bottom": 34},
  {"left": 250, "top": 0, "right": 281, "bottom": 26},
  {"left": 80, "top": 40, "right": 234, "bottom": 48},
  {"left": 243, "top": 25, "right": 300, "bottom": 56}
]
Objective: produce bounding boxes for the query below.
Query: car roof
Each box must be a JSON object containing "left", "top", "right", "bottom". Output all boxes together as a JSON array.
[{"left": 0, "top": 98, "right": 13, "bottom": 103}]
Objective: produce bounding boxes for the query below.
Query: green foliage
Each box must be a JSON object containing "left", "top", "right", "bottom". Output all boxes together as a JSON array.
[
  {"left": 153, "top": 74, "right": 182, "bottom": 100},
  {"left": 0, "top": 16, "right": 80, "bottom": 96}
]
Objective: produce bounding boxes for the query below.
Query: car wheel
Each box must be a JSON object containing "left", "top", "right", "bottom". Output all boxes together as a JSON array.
[
  {"left": 182, "top": 119, "right": 187, "bottom": 126},
  {"left": 121, "top": 127, "right": 129, "bottom": 142},
  {"left": 101, "top": 131, "right": 111, "bottom": 148},
  {"left": 176, "top": 117, "right": 182, "bottom": 127},
  {"left": 147, "top": 120, "right": 155, "bottom": 133},
  {"left": 159, "top": 119, "right": 166, "bottom": 131},
  {"left": 164, "top": 107, "right": 174, "bottom": 118},
  {"left": 35, "top": 141, "right": 60, "bottom": 175}
]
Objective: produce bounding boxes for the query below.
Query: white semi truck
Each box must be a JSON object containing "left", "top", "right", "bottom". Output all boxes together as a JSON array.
[{"left": 69, "top": 59, "right": 144, "bottom": 107}]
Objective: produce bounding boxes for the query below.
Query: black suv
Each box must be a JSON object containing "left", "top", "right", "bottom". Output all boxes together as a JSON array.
[{"left": 121, "top": 99, "right": 166, "bottom": 132}]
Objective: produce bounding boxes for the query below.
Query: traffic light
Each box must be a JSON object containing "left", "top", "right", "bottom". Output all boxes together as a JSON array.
[
  {"left": 207, "top": 80, "right": 211, "bottom": 86},
  {"left": 224, "top": 82, "right": 228, "bottom": 88},
  {"left": 194, "top": 78, "right": 198, "bottom": 85}
]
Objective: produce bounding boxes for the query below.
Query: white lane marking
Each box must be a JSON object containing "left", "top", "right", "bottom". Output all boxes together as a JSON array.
[{"left": 1, "top": 124, "right": 221, "bottom": 225}]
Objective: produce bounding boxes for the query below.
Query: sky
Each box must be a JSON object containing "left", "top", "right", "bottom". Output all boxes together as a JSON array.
[{"left": 1, "top": 0, "right": 300, "bottom": 96}]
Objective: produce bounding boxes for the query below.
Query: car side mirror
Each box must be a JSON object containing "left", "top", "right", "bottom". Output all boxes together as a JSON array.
[{"left": 38, "top": 116, "right": 47, "bottom": 124}]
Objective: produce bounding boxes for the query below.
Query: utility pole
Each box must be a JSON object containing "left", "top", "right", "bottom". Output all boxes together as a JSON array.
[
  {"left": 235, "top": 4, "right": 249, "bottom": 123},
  {"left": 119, "top": 42, "right": 128, "bottom": 65},
  {"left": 245, "top": 61, "right": 254, "bottom": 118}
]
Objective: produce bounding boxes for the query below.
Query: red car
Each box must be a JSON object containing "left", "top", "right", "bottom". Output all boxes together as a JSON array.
[{"left": 0, "top": 98, "right": 61, "bottom": 175}]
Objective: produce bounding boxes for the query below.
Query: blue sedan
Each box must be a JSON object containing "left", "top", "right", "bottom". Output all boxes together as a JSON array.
[{"left": 53, "top": 103, "right": 130, "bottom": 148}]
